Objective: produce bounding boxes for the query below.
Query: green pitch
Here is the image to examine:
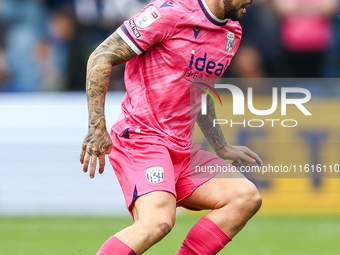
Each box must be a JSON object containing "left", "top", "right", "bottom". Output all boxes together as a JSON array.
[{"left": 0, "top": 215, "right": 339, "bottom": 255}]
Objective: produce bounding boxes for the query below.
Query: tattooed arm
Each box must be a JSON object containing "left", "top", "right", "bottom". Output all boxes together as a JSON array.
[
  {"left": 197, "top": 96, "right": 263, "bottom": 167},
  {"left": 196, "top": 96, "right": 227, "bottom": 152},
  {"left": 80, "top": 32, "right": 137, "bottom": 178}
]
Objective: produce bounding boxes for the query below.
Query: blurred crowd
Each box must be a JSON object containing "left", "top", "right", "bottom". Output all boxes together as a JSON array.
[{"left": 0, "top": 0, "right": 340, "bottom": 93}]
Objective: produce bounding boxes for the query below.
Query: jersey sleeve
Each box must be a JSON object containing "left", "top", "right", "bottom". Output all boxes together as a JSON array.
[{"left": 116, "top": 0, "right": 182, "bottom": 55}]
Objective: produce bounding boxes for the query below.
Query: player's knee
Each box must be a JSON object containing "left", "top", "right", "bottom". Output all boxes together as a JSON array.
[
  {"left": 236, "top": 182, "right": 262, "bottom": 215},
  {"left": 248, "top": 186, "right": 262, "bottom": 214},
  {"left": 146, "top": 216, "right": 175, "bottom": 241},
  {"left": 133, "top": 192, "right": 176, "bottom": 243},
  {"left": 157, "top": 220, "right": 174, "bottom": 236}
]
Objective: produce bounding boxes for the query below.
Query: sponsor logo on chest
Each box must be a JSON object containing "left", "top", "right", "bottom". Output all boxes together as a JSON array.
[{"left": 187, "top": 50, "right": 229, "bottom": 77}]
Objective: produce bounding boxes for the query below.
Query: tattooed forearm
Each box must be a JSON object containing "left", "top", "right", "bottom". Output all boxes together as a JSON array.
[
  {"left": 86, "top": 32, "right": 137, "bottom": 128},
  {"left": 197, "top": 96, "right": 227, "bottom": 152},
  {"left": 81, "top": 32, "right": 137, "bottom": 156}
]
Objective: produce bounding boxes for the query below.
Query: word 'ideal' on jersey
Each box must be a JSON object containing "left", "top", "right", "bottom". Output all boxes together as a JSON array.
[{"left": 201, "top": 85, "right": 312, "bottom": 116}]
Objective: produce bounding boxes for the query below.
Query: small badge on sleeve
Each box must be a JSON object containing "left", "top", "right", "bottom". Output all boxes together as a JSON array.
[
  {"left": 136, "top": 6, "right": 161, "bottom": 29},
  {"left": 146, "top": 166, "right": 164, "bottom": 183},
  {"left": 129, "top": 18, "right": 141, "bottom": 38}
]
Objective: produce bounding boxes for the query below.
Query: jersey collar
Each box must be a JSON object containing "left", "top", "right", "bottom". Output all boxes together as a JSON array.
[{"left": 198, "top": 0, "right": 228, "bottom": 26}]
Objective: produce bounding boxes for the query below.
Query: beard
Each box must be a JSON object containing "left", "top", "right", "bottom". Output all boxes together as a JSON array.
[{"left": 223, "top": 0, "right": 243, "bottom": 21}]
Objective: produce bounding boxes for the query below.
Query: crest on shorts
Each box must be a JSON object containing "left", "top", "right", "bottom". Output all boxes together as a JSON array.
[
  {"left": 226, "top": 31, "right": 235, "bottom": 52},
  {"left": 146, "top": 167, "right": 164, "bottom": 183}
]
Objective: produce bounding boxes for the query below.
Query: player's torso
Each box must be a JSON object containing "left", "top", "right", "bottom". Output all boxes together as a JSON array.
[
  {"left": 120, "top": 0, "right": 242, "bottom": 144},
  {"left": 139, "top": 0, "right": 241, "bottom": 93}
]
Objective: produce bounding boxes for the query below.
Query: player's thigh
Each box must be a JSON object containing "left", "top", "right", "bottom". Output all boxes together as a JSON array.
[
  {"left": 184, "top": 148, "right": 259, "bottom": 210},
  {"left": 132, "top": 190, "right": 177, "bottom": 231},
  {"left": 180, "top": 173, "right": 260, "bottom": 210}
]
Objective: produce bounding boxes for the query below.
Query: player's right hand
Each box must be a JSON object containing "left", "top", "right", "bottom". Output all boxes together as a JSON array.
[
  {"left": 80, "top": 127, "right": 113, "bottom": 179},
  {"left": 216, "top": 143, "right": 263, "bottom": 167}
]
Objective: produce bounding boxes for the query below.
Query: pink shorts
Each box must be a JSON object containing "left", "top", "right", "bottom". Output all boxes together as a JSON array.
[{"left": 109, "top": 127, "right": 232, "bottom": 216}]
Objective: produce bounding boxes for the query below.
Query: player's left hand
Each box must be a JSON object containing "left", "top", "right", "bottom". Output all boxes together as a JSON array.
[{"left": 216, "top": 143, "right": 263, "bottom": 167}]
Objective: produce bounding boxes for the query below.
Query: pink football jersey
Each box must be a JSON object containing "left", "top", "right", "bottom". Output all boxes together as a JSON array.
[{"left": 112, "top": 0, "right": 242, "bottom": 146}]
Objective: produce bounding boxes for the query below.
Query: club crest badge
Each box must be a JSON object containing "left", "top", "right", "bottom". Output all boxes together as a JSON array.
[
  {"left": 136, "top": 6, "right": 161, "bottom": 28},
  {"left": 226, "top": 31, "right": 235, "bottom": 53},
  {"left": 146, "top": 167, "right": 164, "bottom": 183}
]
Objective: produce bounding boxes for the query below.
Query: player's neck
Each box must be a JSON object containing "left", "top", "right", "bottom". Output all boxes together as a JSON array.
[{"left": 204, "top": 0, "right": 225, "bottom": 20}]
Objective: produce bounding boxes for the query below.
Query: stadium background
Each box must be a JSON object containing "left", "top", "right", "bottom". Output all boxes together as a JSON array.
[{"left": 1, "top": 0, "right": 340, "bottom": 254}]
